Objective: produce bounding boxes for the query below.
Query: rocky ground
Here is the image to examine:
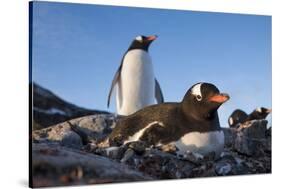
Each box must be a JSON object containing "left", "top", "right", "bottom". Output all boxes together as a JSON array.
[{"left": 31, "top": 114, "right": 271, "bottom": 187}]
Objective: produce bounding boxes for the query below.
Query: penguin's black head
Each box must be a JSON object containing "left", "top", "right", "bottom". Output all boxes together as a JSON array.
[
  {"left": 228, "top": 109, "right": 248, "bottom": 127},
  {"left": 182, "top": 82, "right": 230, "bottom": 120},
  {"left": 251, "top": 107, "right": 272, "bottom": 120},
  {"left": 128, "top": 35, "right": 157, "bottom": 52}
]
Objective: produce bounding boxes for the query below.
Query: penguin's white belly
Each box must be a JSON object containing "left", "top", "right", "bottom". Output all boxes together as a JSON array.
[
  {"left": 117, "top": 49, "right": 155, "bottom": 115},
  {"left": 175, "top": 130, "right": 224, "bottom": 158}
]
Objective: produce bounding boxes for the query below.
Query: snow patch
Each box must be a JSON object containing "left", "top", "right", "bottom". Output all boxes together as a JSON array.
[{"left": 34, "top": 107, "right": 68, "bottom": 116}]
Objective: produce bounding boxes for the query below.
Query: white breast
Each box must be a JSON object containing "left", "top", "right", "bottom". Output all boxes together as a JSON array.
[
  {"left": 175, "top": 130, "right": 224, "bottom": 158},
  {"left": 116, "top": 49, "right": 155, "bottom": 115}
]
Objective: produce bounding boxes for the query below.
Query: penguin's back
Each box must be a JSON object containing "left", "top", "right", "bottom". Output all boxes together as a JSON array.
[{"left": 109, "top": 102, "right": 182, "bottom": 145}]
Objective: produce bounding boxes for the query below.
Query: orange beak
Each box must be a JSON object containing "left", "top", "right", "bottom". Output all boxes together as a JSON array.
[
  {"left": 208, "top": 93, "right": 230, "bottom": 103},
  {"left": 146, "top": 35, "right": 158, "bottom": 41},
  {"left": 266, "top": 109, "right": 272, "bottom": 113}
]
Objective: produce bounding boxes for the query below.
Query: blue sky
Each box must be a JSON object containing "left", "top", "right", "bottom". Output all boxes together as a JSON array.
[{"left": 31, "top": 1, "right": 272, "bottom": 127}]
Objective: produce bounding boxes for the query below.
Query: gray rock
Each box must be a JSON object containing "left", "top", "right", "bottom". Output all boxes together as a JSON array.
[
  {"left": 83, "top": 142, "right": 98, "bottom": 153},
  {"left": 266, "top": 127, "right": 271, "bottom": 137},
  {"left": 215, "top": 162, "right": 232, "bottom": 175},
  {"left": 61, "top": 131, "right": 83, "bottom": 149},
  {"left": 32, "top": 143, "right": 151, "bottom": 187},
  {"left": 32, "top": 115, "right": 271, "bottom": 186},
  {"left": 126, "top": 141, "right": 147, "bottom": 155},
  {"left": 234, "top": 120, "right": 267, "bottom": 156},
  {"left": 265, "top": 127, "right": 272, "bottom": 152},
  {"left": 222, "top": 127, "right": 237, "bottom": 147},
  {"left": 32, "top": 114, "right": 117, "bottom": 143},
  {"left": 135, "top": 148, "right": 196, "bottom": 179},
  {"left": 106, "top": 147, "right": 126, "bottom": 159},
  {"left": 177, "top": 151, "right": 204, "bottom": 164},
  {"left": 189, "top": 163, "right": 216, "bottom": 178},
  {"left": 121, "top": 149, "right": 135, "bottom": 163},
  {"left": 95, "top": 146, "right": 126, "bottom": 160}
]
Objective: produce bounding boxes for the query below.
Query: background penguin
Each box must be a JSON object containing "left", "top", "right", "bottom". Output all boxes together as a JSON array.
[
  {"left": 108, "top": 82, "right": 230, "bottom": 158},
  {"left": 228, "top": 107, "right": 271, "bottom": 128},
  {"left": 107, "top": 35, "right": 164, "bottom": 116},
  {"left": 247, "top": 107, "right": 271, "bottom": 121},
  {"left": 228, "top": 109, "right": 248, "bottom": 128}
]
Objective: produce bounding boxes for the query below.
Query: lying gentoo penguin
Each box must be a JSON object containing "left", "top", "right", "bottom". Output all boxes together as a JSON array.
[
  {"left": 247, "top": 107, "right": 271, "bottom": 121},
  {"left": 228, "top": 109, "right": 248, "bottom": 128},
  {"left": 107, "top": 35, "right": 164, "bottom": 116},
  {"left": 228, "top": 107, "right": 271, "bottom": 128},
  {"left": 108, "top": 82, "right": 229, "bottom": 158}
]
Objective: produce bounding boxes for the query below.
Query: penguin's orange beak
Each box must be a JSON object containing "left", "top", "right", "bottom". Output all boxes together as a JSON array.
[
  {"left": 266, "top": 109, "right": 272, "bottom": 113},
  {"left": 146, "top": 35, "right": 158, "bottom": 41},
  {"left": 209, "top": 93, "right": 230, "bottom": 104}
]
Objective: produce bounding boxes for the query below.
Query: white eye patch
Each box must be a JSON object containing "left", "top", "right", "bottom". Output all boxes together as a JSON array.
[
  {"left": 229, "top": 117, "right": 233, "bottom": 125},
  {"left": 135, "top": 35, "right": 143, "bottom": 42},
  {"left": 191, "top": 83, "right": 203, "bottom": 100},
  {"left": 256, "top": 107, "right": 262, "bottom": 113}
]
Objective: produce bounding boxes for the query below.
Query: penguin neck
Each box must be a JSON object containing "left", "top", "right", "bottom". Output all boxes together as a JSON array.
[
  {"left": 181, "top": 102, "right": 220, "bottom": 126},
  {"left": 187, "top": 111, "right": 221, "bottom": 131},
  {"left": 127, "top": 42, "right": 150, "bottom": 52}
]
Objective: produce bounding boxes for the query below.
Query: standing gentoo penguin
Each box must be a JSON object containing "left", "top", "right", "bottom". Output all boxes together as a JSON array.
[
  {"left": 107, "top": 35, "right": 164, "bottom": 115},
  {"left": 108, "top": 82, "right": 230, "bottom": 158},
  {"left": 228, "top": 109, "right": 248, "bottom": 128},
  {"left": 228, "top": 107, "right": 271, "bottom": 128}
]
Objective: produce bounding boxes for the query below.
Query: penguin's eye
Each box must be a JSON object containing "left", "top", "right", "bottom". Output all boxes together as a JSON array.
[{"left": 196, "top": 95, "right": 202, "bottom": 101}]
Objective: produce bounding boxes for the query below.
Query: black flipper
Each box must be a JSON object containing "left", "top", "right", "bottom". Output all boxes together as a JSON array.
[
  {"left": 155, "top": 79, "right": 164, "bottom": 104},
  {"left": 107, "top": 65, "right": 122, "bottom": 108}
]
